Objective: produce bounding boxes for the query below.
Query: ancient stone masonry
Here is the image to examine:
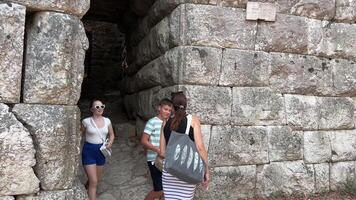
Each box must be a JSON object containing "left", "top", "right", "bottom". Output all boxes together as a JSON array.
[
  {"left": 0, "top": 0, "right": 88, "bottom": 199},
  {"left": 123, "top": 0, "right": 356, "bottom": 199}
]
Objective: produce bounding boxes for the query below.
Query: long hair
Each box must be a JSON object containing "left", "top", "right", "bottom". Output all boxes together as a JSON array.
[{"left": 170, "top": 92, "right": 187, "bottom": 131}]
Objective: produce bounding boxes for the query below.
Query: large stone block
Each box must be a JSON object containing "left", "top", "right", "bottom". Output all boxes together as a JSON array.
[
  {"left": 277, "top": 0, "right": 335, "bottom": 20},
  {"left": 123, "top": 93, "right": 139, "bottom": 120},
  {"left": 232, "top": 87, "right": 285, "bottom": 125},
  {"left": 201, "top": 124, "right": 211, "bottom": 152},
  {"left": 256, "top": 14, "right": 312, "bottom": 54},
  {"left": 180, "top": 85, "right": 232, "bottom": 124},
  {"left": 0, "top": 3, "right": 25, "bottom": 103},
  {"left": 135, "top": 4, "right": 257, "bottom": 67},
  {"left": 269, "top": 52, "right": 333, "bottom": 95},
  {"left": 219, "top": 49, "right": 270, "bottom": 87},
  {"left": 23, "top": 12, "right": 88, "bottom": 105},
  {"left": 314, "top": 163, "right": 330, "bottom": 193},
  {"left": 330, "top": 161, "right": 356, "bottom": 190},
  {"left": 12, "top": 104, "right": 81, "bottom": 191},
  {"left": 196, "top": 166, "right": 256, "bottom": 199},
  {"left": 0, "top": 104, "right": 39, "bottom": 195},
  {"left": 217, "top": 0, "right": 247, "bottom": 8},
  {"left": 210, "top": 126, "right": 268, "bottom": 166},
  {"left": 304, "top": 131, "right": 331, "bottom": 163},
  {"left": 125, "top": 46, "right": 222, "bottom": 93},
  {"left": 332, "top": 59, "right": 356, "bottom": 96},
  {"left": 335, "top": 0, "right": 356, "bottom": 23},
  {"left": 2, "top": 0, "right": 90, "bottom": 17},
  {"left": 256, "top": 161, "right": 314, "bottom": 197},
  {"left": 17, "top": 179, "right": 88, "bottom": 200},
  {"left": 309, "top": 22, "right": 356, "bottom": 60},
  {"left": 285, "top": 95, "right": 354, "bottom": 130},
  {"left": 137, "top": 86, "right": 161, "bottom": 120},
  {"left": 0, "top": 197, "right": 14, "bottom": 200},
  {"left": 330, "top": 130, "right": 356, "bottom": 162},
  {"left": 268, "top": 127, "right": 302, "bottom": 162}
]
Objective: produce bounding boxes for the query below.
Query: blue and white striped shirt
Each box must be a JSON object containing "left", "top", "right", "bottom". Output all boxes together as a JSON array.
[{"left": 143, "top": 117, "right": 163, "bottom": 161}]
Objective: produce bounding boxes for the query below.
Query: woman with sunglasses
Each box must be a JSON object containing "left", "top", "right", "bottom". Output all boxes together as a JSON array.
[{"left": 81, "top": 99, "right": 115, "bottom": 200}]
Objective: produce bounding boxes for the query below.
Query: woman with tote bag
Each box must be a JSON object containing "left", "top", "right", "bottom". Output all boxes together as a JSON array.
[{"left": 159, "top": 92, "right": 210, "bottom": 199}]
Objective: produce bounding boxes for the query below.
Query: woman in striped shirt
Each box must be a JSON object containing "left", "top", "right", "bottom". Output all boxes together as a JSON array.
[{"left": 159, "top": 92, "right": 210, "bottom": 200}]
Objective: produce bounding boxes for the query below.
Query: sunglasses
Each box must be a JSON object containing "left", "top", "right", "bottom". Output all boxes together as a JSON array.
[{"left": 94, "top": 105, "right": 105, "bottom": 109}]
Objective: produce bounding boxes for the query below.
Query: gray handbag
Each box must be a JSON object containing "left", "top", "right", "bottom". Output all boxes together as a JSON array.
[{"left": 164, "top": 115, "right": 205, "bottom": 184}]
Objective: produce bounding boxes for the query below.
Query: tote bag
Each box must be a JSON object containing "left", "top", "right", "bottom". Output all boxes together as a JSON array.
[{"left": 164, "top": 115, "right": 205, "bottom": 184}]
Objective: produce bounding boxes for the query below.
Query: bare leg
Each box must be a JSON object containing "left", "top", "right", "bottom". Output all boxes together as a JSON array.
[
  {"left": 96, "top": 165, "right": 104, "bottom": 181},
  {"left": 85, "top": 165, "right": 98, "bottom": 200},
  {"left": 145, "top": 191, "right": 164, "bottom": 200}
]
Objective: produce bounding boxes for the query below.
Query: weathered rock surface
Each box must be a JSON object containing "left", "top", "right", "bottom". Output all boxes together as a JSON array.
[
  {"left": 330, "top": 130, "right": 356, "bottom": 162},
  {"left": 304, "top": 131, "right": 331, "bottom": 163},
  {"left": 135, "top": 4, "right": 257, "bottom": 68},
  {"left": 309, "top": 22, "right": 356, "bottom": 60},
  {"left": 0, "top": 103, "right": 39, "bottom": 195},
  {"left": 196, "top": 166, "right": 256, "bottom": 199},
  {"left": 335, "top": 0, "right": 356, "bottom": 23},
  {"left": 269, "top": 52, "right": 333, "bottom": 95},
  {"left": 314, "top": 163, "right": 330, "bottom": 193},
  {"left": 330, "top": 161, "right": 356, "bottom": 190},
  {"left": 219, "top": 49, "right": 270, "bottom": 86},
  {"left": 210, "top": 126, "right": 268, "bottom": 166},
  {"left": 332, "top": 59, "right": 356, "bottom": 96},
  {"left": 0, "top": 197, "right": 14, "bottom": 200},
  {"left": 268, "top": 127, "right": 302, "bottom": 162},
  {"left": 256, "top": 161, "right": 314, "bottom": 197},
  {"left": 232, "top": 87, "right": 285, "bottom": 126},
  {"left": 285, "top": 95, "right": 354, "bottom": 130},
  {"left": 23, "top": 12, "right": 88, "bottom": 105},
  {"left": 0, "top": 3, "right": 25, "bottom": 103},
  {"left": 1, "top": 0, "right": 90, "bottom": 17},
  {"left": 12, "top": 104, "right": 81, "bottom": 191},
  {"left": 17, "top": 179, "right": 88, "bottom": 199}
]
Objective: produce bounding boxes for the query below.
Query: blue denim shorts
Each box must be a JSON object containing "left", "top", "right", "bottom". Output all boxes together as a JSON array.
[{"left": 82, "top": 142, "right": 106, "bottom": 166}]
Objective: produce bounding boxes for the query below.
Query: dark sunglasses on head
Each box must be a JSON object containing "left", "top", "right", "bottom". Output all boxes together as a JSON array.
[{"left": 94, "top": 105, "right": 105, "bottom": 109}]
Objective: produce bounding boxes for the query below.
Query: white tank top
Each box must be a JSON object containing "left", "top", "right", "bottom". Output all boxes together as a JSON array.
[{"left": 82, "top": 117, "right": 111, "bottom": 144}]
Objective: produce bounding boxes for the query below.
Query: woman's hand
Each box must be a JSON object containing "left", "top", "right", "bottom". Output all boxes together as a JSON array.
[
  {"left": 202, "top": 169, "right": 210, "bottom": 190},
  {"left": 106, "top": 142, "right": 113, "bottom": 149}
]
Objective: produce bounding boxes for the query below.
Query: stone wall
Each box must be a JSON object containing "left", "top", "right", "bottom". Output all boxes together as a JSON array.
[
  {"left": 0, "top": 0, "right": 88, "bottom": 199},
  {"left": 123, "top": 0, "right": 356, "bottom": 199}
]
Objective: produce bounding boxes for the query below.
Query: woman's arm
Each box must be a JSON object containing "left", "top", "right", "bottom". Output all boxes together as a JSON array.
[
  {"left": 159, "top": 120, "right": 167, "bottom": 158},
  {"left": 106, "top": 123, "right": 115, "bottom": 149},
  {"left": 80, "top": 124, "right": 86, "bottom": 135},
  {"left": 192, "top": 115, "right": 210, "bottom": 189}
]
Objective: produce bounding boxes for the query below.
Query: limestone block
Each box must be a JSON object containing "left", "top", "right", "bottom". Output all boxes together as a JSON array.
[
  {"left": 217, "top": 0, "right": 247, "bottom": 8},
  {"left": 232, "top": 87, "right": 285, "bottom": 126},
  {"left": 0, "top": 197, "right": 14, "bottom": 200},
  {"left": 196, "top": 166, "right": 256, "bottom": 199},
  {"left": 256, "top": 161, "right": 314, "bottom": 197},
  {"left": 180, "top": 85, "right": 232, "bottom": 124},
  {"left": 23, "top": 12, "right": 88, "bottom": 105},
  {"left": 0, "top": 104, "right": 39, "bottom": 195},
  {"left": 330, "top": 161, "right": 356, "bottom": 190},
  {"left": 332, "top": 59, "right": 356, "bottom": 96},
  {"left": 129, "top": 46, "right": 222, "bottom": 93},
  {"left": 210, "top": 126, "right": 268, "bottom": 166},
  {"left": 246, "top": 2, "right": 276, "bottom": 21},
  {"left": 269, "top": 53, "right": 333, "bottom": 95},
  {"left": 219, "top": 49, "right": 270, "bottom": 87},
  {"left": 304, "top": 131, "right": 331, "bottom": 163},
  {"left": 268, "top": 127, "right": 302, "bottom": 162},
  {"left": 278, "top": 0, "right": 335, "bottom": 20},
  {"left": 173, "top": 4, "right": 257, "bottom": 49},
  {"left": 12, "top": 104, "right": 81, "bottom": 191},
  {"left": 17, "top": 180, "right": 88, "bottom": 199},
  {"left": 330, "top": 130, "right": 356, "bottom": 162},
  {"left": 256, "top": 14, "right": 312, "bottom": 54},
  {"left": 309, "top": 22, "right": 356, "bottom": 60},
  {"left": 1, "top": 0, "right": 90, "bottom": 17},
  {"left": 137, "top": 86, "right": 161, "bottom": 120},
  {"left": 285, "top": 95, "right": 354, "bottom": 130},
  {"left": 0, "top": 3, "right": 25, "bottom": 103},
  {"left": 335, "top": 0, "right": 356, "bottom": 23},
  {"left": 135, "top": 117, "right": 146, "bottom": 138},
  {"left": 314, "top": 163, "right": 330, "bottom": 193},
  {"left": 201, "top": 125, "right": 211, "bottom": 152}
]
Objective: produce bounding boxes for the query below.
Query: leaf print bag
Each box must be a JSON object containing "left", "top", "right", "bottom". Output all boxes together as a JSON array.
[{"left": 164, "top": 115, "right": 205, "bottom": 184}]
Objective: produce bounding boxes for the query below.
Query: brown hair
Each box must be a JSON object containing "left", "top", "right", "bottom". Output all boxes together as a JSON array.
[
  {"left": 159, "top": 98, "right": 173, "bottom": 107},
  {"left": 170, "top": 92, "right": 187, "bottom": 131}
]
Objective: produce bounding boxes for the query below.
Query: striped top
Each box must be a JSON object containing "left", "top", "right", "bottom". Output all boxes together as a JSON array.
[{"left": 143, "top": 117, "right": 163, "bottom": 161}]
